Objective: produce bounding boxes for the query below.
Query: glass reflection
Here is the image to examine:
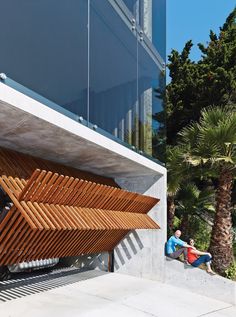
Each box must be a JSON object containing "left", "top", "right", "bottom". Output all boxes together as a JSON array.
[
  {"left": 0, "top": 0, "right": 88, "bottom": 119},
  {"left": 0, "top": 0, "right": 165, "bottom": 161},
  {"left": 138, "top": 40, "right": 165, "bottom": 160},
  {"left": 152, "top": 0, "right": 166, "bottom": 60},
  {"left": 89, "top": 0, "right": 137, "bottom": 143}
]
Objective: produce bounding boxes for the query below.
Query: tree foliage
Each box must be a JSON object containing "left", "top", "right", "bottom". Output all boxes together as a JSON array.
[
  {"left": 166, "top": 8, "right": 236, "bottom": 276},
  {"left": 179, "top": 106, "right": 236, "bottom": 273},
  {"left": 167, "top": 8, "right": 236, "bottom": 144}
]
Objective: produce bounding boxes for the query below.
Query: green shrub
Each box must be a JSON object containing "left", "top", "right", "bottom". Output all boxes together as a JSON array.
[
  {"left": 189, "top": 216, "right": 211, "bottom": 251},
  {"left": 225, "top": 262, "right": 236, "bottom": 280}
]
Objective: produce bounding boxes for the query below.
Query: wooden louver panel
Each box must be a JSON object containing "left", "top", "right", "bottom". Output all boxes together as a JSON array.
[{"left": 0, "top": 169, "right": 160, "bottom": 265}]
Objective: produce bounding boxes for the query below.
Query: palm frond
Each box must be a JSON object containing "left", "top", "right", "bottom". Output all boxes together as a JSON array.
[{"left": 179, "top": 105, "right": 236, "bottom": 172}]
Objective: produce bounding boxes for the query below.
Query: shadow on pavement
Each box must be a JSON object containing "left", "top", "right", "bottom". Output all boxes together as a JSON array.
[{"left": 0, "top": 268, "right": 107, "bottom": 302}]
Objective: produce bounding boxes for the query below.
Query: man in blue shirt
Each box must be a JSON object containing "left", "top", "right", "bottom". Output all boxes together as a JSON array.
[{"left": 166, "top": 230, "right": 193, "bottom": 264}]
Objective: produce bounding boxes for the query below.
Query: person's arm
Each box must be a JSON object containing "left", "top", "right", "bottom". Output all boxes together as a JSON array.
[
  {"left": 184, "top": 243, "right": 196, "bottom": 249},
  {"left": 174, "top": 238, "right": 196, "bottom": 249},
  {"left": 190, "top": 249, "right": 210, "bottom": 256}
]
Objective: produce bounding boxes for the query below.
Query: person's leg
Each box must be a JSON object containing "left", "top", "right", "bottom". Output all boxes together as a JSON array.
[
  {"left": 169, "top": 248, "right": 188, "bottom": 260},
  {"left": 206, "top": 261, "right": 213, "bottom": 272},
  {"left": 192, "top": 254, "right": 212, "bottom": 267},
  {"left": 183, "top": 247, "right": 188, "bottom": 261},
  {"left": 204, "top": 255, "right": 215, "bottom": 274}
]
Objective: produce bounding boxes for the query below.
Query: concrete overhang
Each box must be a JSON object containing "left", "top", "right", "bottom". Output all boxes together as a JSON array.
[{"left": 0, "top": 83, "right": 166, "bottom": 179}]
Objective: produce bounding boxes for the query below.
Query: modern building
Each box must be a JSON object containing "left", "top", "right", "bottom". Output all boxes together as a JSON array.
[{"left": 0, "top": 0, "right": 166, "bottom": 281}]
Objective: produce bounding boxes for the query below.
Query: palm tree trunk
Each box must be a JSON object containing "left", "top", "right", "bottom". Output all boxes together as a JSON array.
[
  {"left": 179, "top": 213, "right": 190, "bottom": 238},
  {"left": 209, "top": 167, "right": 234, "bottom": 274},
  {"left": 167, "top": 195, "right": 175, "bottom": 230}
]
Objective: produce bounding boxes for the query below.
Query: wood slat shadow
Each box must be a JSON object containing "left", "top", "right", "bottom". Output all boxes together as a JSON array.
[{"left": 0, "top": 268, "right": 106, "bottom": 302}]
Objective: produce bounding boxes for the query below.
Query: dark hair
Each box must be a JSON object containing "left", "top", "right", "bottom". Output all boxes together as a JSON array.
[{"left": 187, "top": 238, "right": 194, "bottom": 245}]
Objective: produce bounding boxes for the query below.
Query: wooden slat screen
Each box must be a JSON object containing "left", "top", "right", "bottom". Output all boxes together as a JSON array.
[{"left": 0, "top": 168, "right": 160, "bottom": 266}]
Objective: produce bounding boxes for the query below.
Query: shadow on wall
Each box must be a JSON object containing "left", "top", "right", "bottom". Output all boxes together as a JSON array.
[
  {"left": 59, "top": 253, "right": 109, "bottom": 272},
  {"left": 114, "top": 231, "right": 144, "bottom": 270},
  {"left": 115, "top": 174, "right": 161, "bottom": 195},
  {"left": 58, "top": 230, "right": 145, "bottom": 272}
]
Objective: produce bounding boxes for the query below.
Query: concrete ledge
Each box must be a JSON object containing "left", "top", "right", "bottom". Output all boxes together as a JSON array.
[
  {"left": 0, "top": 83, "right": 166, "bottom": 179},
  {"left": 164, "top": 257, "right": 236, "bottom": 305}
]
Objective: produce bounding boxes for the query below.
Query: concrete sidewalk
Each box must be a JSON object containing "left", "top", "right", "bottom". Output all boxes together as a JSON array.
[{"left": 0, "top": 271, "right": 235, "bottom": 317}]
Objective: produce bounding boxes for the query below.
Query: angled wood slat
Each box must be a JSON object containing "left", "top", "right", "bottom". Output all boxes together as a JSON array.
[
  {"left": 0, "top": 167, "right": 160, "bottom": 266},
  {"left": 18, "top": 169, "right": 159, "bottom": 213}
]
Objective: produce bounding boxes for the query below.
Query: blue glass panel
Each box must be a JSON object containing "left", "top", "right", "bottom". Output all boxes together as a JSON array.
[
  {"left": 152, "top": 0, "right": 166, "bottom": 60},
  {"left": 122, "top": 0, "right": 138, "bottom": 16},
  {"left": 90, "top": 0, "right": 138, "bottom": 146},
  {"left": 0, "top": 0, "right": 88, "bottom": 119}
]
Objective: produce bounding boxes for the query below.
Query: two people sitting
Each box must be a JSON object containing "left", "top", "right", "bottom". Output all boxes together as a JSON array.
[{"left": 166, "top": 230, "right": 215, "bottom": 275}]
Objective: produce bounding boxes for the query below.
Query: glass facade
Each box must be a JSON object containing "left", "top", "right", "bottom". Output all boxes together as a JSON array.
[
  {"left": 89, "top": 0, "right": 138, "bottom": 142},
  {"left": 0, "top": 0, "right": 166, "bottom": 162}
]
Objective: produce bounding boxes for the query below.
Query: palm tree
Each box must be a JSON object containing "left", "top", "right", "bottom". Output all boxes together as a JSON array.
[
  {"left": 166, "top": 145, "right": 190, "bottom": 231},
  {"left": 176, "top": 183, "right": 215, "bottom": 239},
  {"left": 179, "top": 106, "right": 236, "bottom": 274}
]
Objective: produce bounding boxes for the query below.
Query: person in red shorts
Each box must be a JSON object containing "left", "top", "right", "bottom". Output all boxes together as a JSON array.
[{"left": 187, "top": 238, "right": 216, "bottom": 275}]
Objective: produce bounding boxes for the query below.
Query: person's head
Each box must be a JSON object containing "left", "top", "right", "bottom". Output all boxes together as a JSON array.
[
  {"left": 188, "top": 238, "right": 195, "bottom": 247},
  {"left": 174, "top": 230, "right": 181, "bottom": 238}
]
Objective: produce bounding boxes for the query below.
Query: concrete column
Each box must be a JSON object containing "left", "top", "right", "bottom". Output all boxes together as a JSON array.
[
  {"left": 143, "top": 0, "right": 152, "bottom": 41},
  {"left": 114, "top": 170, "right": 167, "bottom": 282},
  {"left": 125, "top": 109, "right": 132, "bottom": 144},
  {"left": 139, "top": 89, "right": 152, "bottom": 155},
  {"left": 118, "top": 117, "right": 125, "bottom": 141},
  {"left": 133, "top": 0, "right": 140, "bottom": 25}
]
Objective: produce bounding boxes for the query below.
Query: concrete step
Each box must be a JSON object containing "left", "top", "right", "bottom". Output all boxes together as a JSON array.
[{"left": 165, "top": 257, "right": 236, "bottom": 305}]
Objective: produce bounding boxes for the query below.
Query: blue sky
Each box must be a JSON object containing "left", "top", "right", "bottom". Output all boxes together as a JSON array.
[{"left": 167, "top": 0, "right": 236, "bottom": 62}]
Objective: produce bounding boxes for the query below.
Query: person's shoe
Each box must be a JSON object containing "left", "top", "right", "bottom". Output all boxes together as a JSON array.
[
  {"left": 184, "top": 260, "right": 191, "bottom": 266},
  {"left": 206, "top": 270, "right": 216, "bottom": 275}
]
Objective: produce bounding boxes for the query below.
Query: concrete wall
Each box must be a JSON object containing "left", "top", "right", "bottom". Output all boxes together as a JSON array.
[
  {"left": 63, "top": 172, "right": 167, "bottom": 282},
  {"left": 59, "top": 171, "right": 167, "bottom": 282},
  {"left": 114, "top": 172, "right": 167, "bottom": 282},
  {"left": 165, "top": 257, "right": 236, "bottom": 305}
]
